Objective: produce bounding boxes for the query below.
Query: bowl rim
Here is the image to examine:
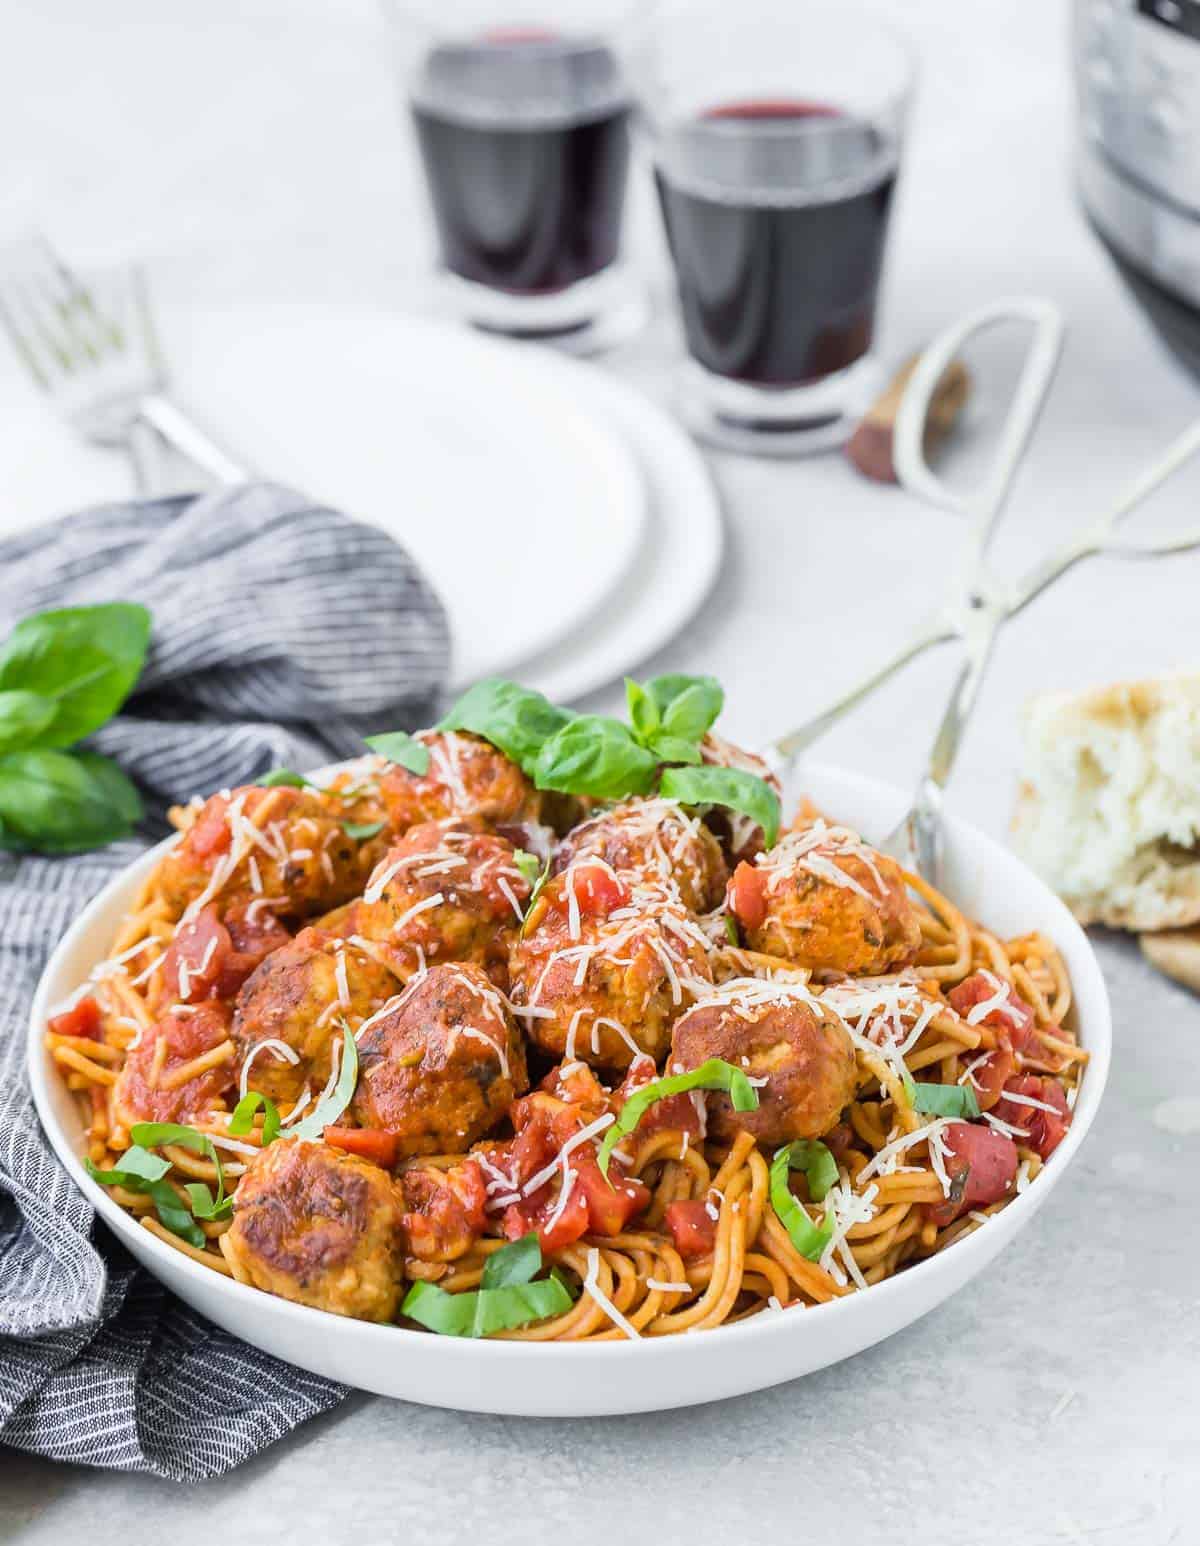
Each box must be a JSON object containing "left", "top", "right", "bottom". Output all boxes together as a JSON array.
[{"left": 26, "top": 759, "right": 1112, "bottom": 1365}]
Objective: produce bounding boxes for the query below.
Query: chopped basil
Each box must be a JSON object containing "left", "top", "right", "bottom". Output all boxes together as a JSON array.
[
  {"left": 341, "top": 818, "right": 386, "bottom": 842},
  {"left": 229, "top": 1090, "right": 282, "bottom": 1147},
  {"left": 724, "top": 914, "right": 740, "bottom": 947},
  {"left": 364, "top": 730, "right": 431, "bottom": 776},
  {"left": 773, "top": 1139, "right": 838, "bottom": 1204},
  {"left": 401, "top": 1234, "right": 574, "bottom": 1337},
  {"left": 518, "top": 855, "right": 553, "bottom": 937},
  {"left": 659, "top": 764, "right": 781, "bottom": 849},
  {"left": 260, "top": 768, "right": 311, "bottom": 789},
  {"left": 769, "top": 1145, "right": 836, "bottom": 1261},
  {"left": 286, "top": 1025, "right": 359, "bottom": 1140},
  {"left": 597, "top": 1057, "right": 761, "bottom": 1176},
  {"left": 130, "top": 1120, "right": 233, "bottom": 1224},
  {"left": 85, "top": 1143, "right": 207, "bottom": 1248},
  {"left": 910, "top": 1081, "right": 981, "bottom": 1120},
  {"left": 512, "top": 848, "right": 542, "bottom": 887}
]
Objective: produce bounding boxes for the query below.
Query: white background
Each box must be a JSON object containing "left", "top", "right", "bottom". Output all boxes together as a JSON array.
[{"left": 2, "top": 2, "right": 1199, "bottom": 1542}]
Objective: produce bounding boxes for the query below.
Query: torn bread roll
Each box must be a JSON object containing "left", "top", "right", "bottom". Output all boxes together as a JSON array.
[
  {"left": 1140, "top": 928, "right": 1200, "bottom": 993},
  {"left": 1012, "top": 674, "right": 1200, "bottom": 930}
]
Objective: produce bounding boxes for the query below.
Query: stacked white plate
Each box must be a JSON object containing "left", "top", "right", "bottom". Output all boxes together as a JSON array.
[{"left": 0, "top": 303, "right": 723, "bottom": 702}]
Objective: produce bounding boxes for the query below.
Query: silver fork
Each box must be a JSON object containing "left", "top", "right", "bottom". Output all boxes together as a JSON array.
[{"left": 0, "top": 235, "right": 251, "bottom": 491}]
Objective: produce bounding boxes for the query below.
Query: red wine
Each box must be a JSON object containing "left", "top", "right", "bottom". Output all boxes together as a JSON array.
[
  {"left": 411, "top": 36, "right": 630, "bottom": 295},
  {"left": 655, "top": 101, "right": 898, "bottom": 385}
]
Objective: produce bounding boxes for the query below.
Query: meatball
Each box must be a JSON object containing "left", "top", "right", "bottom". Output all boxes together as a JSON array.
[
  {"left": 351, "top": 962, "right": 527, "bottom": 1156},
  {"left": 354, "top": 816, "right": 531, "bottom": 983},
  {"left": 398, "top": 1158, "right": 488, "bottom": 1263},
  {"left": 728, "top": 822, "right": 922, "bottom": 975},
  {"left": 508, "top": 864, "right": 714, "bottom": 1069},
  {"left": 223, "top": 1139, "right": 405, "bottom": 1322},
  {"left": 670, "top": 980, "right": 857, "bottom": 1144},
  {"left": 553, "top": 797, "right": 728, "bottom": 913},
  {"left": 111, "top": 1002, "right": 236, "bottom": 1132},
  {"left": 232, "top": 929, "right": 400, "bottom": 1106},
  {"left": 380, "top": 730, "right": 541, "bottom": 834},
  {"left": 160, "top": 784, "right": 367, "bottom": 920},
  {"left": 700, "top": 733, "right": 784, "bottom": 863}
]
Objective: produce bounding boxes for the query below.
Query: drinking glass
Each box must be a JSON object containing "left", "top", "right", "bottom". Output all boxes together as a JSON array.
[
  {"left": 383, "top": 1, "right": 646, "bottom": 351},
  {"left": 628, "top": 0, "right": 914, "bottom": 453}
]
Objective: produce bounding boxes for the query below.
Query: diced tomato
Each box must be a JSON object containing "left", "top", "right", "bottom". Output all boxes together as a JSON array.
[
  {"left": 967, "top": 1043, "right": 1016, "bottom": 1112},
  {"left": 615, "top": 1056, "right": 705, "bottom": 1140},
  {"left": 664, "top": 1199, "right": 717, "bottom": 1259},
  {"left": 324, "top": 1125, "right": 401, "bottom": 1169},
  {"left": 572, "top": 1150, "right": 650, "bottom": 1236},
  {"left": 503, "top": 1179, "right": 591, "bottom": 1255},
  {"left": 994, "top": 1075, "right": 1071, "bottom": 1160},
  {"left": 162, "top": 906, "right": 232, "bottom": 1003},
  {"left": 926, "top": 1121, "right": 1019, "bottom": 1228},
  {"left": 567, "top": 860, "right": 630, "bottom": 918},
  {"left": 727, "top": 861, "right": 768, "bottom": 931},
  {"left": 540, "top": 1060, "right": 611, "bottom": 1121},
  {"left": 401, "top": 1159, "right": 487, "bottom": 1262},
  {"left": 188, "top": 796, "right": 233, "bottom": 860},
  {"left": 49, "top": 996, "right": 102, "bottom": 1041},
  {"left": 948, "top": 971, "right": 1036, "bottom": 1048}
]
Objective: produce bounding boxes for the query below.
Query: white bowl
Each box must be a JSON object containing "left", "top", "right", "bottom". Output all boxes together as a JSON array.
[{"left": 27, "top": 762, "right": 1111, "bottom": 1416}]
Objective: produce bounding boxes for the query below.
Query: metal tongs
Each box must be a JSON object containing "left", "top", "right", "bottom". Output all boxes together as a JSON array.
[{"left": 767, "top": 296, "right": 1200, "bottom": 885}]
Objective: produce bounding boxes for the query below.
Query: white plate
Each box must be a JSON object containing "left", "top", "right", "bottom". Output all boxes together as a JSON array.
[
  {"left": 28, "top": 760, "right": 1111, "bottom": 1417},
  {"left": 485, "top": 352, "right": 724, "bottom": 704},
  {"left": 156, "top": 306, "right": 648, "bottom": 691}
]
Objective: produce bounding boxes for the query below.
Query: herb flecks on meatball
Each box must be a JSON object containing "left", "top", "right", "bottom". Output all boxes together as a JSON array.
[
  {"left": 553, "top": 797, "right": 728, "bottom": 914},
  {"left": 352, "top": 961, "right": 528, "bottom": 1157},
  {"left": 728, "top": 821, "right": 922, "bottom": 976},
  {"left": 224, "top": 1140, "right": 406, "bottom": 1322},
  {"left": 380, "top": 730, "right": 542, "bottom": 835},
  {"left": 509, "top": 860, "right": 714, "bottom": 1070},
  {"left": 670, "top": 979, "right": 856, "bottom": 1145}
]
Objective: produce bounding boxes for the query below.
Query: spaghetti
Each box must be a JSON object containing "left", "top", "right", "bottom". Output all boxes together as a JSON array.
[{"left": 48, "top": 724, "right": 1085, "bottom": 1344}]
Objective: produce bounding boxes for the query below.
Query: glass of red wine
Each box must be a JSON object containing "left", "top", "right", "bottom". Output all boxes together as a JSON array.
[
  {"left": 384, "top": 2, "right": 645, "bottom": 351},
  {"left": 628, "top": 0, "right": 914, "bottom": 453}
]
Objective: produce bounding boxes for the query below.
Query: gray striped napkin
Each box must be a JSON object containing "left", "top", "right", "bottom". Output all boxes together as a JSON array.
[{"left": 0, "top": 483, "right": 449, "bottom": 1478}]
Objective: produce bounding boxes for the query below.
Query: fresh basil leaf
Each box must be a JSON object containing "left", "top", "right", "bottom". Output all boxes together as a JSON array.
[
  {"left": 0, "top": 748, "right": 142, "bottom": 853},
  {"left": 724, "top": 914, "right": 740, "bottom": 947},
  {"left": 402, "top": 1273, "right": 574, "bottom": 1338},
  {"left": 0, "top": 602, "right": 150, "bottom": 748},
  {"left": 910, "top": 1082, "right": 981, "bottom": 1120},
  {"left": 130, "top": 1120, "right": 229, "bottom": 1213},
  {"left": 0, "top": 690, "right": 56, "bottom": 754},
  {"left": 769, "top": 1146, "right": 835, "bottom": 1261},
  {"left": 365, "top": 730, "right": 431, "bottom": 776},
  {"left": 286, "top": 1025, "right": 359, "bottom": 1140},
  {"left": 184, "top": 1181, "right": 233, "bottom": 1221},
  {"left": 229, "top": 1090, "right": 282, "bottom": 1147},
  {"left": 647, "top": 733, "right": 703, "bottom": 766},
  {"left": 773, "top": 1140, "right": 838, "bottom": 1204},
  {"left": 480, "top": 1232, "right": 542, "bottom": 1291},
  {"left": 261, "top": 768, "right": 311, "bottom": 789},
  {"left": 437, "top": 679, "right": 574, "bottom": 772},
  {"left": 85, "top": 1152, "right": 206, "bottom": 1248},
  {"left": 342, "top": 818, "right": 385, "bottom": 842},
  {"left": 85, "top": 1145, "right": 171, "bottom": 1186},
  {"left": 597, "top": 1057, "right": 760, "bottom": 1176},
  {"left": 645, "top": 675, "right": 723, "bottom": 742},
  {"left": 512, "top": 848, "right": 542, "bottom": 887},
  {"left": 625, "top": 678, "right": 660, "bottom": 746},
  {"left": 659, "top": 764, "right": 781, "bottom": 849},
  {"left": 533, "top": 716, "right": 657, "bottom": 801}
]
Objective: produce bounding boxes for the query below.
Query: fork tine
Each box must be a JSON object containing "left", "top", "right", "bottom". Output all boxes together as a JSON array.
[
  {"left": 0, "top": 236, "right": 125, "bottom": 390},
  {"left": 0, "top": 281, "right": 52, "bottom": 389}
]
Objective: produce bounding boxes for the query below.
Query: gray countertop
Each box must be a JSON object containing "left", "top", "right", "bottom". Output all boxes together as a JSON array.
[{"left": 2, "top": 1, "right": 1199, "bottom": 1541}]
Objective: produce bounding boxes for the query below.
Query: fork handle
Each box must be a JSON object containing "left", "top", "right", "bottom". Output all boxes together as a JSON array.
[{"left": 136, "top": 393, "right": 251, "bottom": 485}]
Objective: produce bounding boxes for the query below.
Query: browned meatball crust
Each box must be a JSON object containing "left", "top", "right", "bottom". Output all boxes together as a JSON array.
[
  {"left": 508, "top": 871, "right": 714, "bottom": 1069},
  {"left": 223, "top": 1140, "right": 406, "bottom": 1322},
  {"left": 553, "top": 797, "right": 728, "bottom": 913},
  {"left": 734, "top": 823, "right": 922, "bottom": 976},
  {"left": 159, "top": 784, "right": 368, "bottom": 920},
  {"left": 354, "top": 815, "right": 531, "bottom": 984},
  {"left": 232, "top": 929, "right": 400, "bottom": 1106},
  {"left": 351, "top": 962, "right": 527, "bottom": 1156},
  {"left": 670, "top": 980, "right": 857, "bottom": 1145},
  {"left": 379, "top": 731, "right": 541, "bottom": 834}
]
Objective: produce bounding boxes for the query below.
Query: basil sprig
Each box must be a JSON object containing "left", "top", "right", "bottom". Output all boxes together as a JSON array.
[
  {"left": 625, "top": 674, "right": 722, "bottom": 765},
  {"left": 660, "top": 765, "right": 780, "bottom": 849},
  {"left": 769, "top": 1143, "right": 837, "bottom": 1262},
  {"left": 287, "top": 1025, "right": 359, "bottom": 1140},
  {"left": 401, "top": 1233, "right": 574, "bottom": 1338},
  {"left": 0, "top": 603, "right": 150, "bottom": 853},
  {"left": 533, "top": 715, "right": 657, "bottom": 800},
  {"left": 908, "top": 1081, "right": 981, "bottom": 1120},
  {"left": 364, "top": 730, "right": 430, "bottom": 776},
  {"left": 437, "top": 679, "right": 574, "bottom": 768},
  {"left": 597, "top": 1057, "right": 761, "bottom": 1176}
]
